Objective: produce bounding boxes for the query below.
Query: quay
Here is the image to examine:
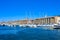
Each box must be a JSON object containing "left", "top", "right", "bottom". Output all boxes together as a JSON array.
[{"left": 0, "top": 16, "right": 60, "bottom": 29}]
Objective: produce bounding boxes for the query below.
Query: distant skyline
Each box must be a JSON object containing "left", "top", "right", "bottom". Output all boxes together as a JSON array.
[{"left": 0, "top": 0, "right": 60, "bottom": 22}]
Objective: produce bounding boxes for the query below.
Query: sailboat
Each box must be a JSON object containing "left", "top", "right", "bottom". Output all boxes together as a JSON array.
[{"left": 23, "top": 11, "right": 37, "bottom": 28}]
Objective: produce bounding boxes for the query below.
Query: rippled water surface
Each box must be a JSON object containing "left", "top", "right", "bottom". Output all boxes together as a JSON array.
[{"left": 0, "top": 26, "right": 60, "bottom": 40}]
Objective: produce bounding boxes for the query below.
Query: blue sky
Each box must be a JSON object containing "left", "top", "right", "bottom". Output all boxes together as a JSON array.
[{"left": 0, "top": 0, "right": 60, "bottom": 21}]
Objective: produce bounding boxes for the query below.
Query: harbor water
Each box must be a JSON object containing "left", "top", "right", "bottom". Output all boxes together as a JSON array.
[{"left": 0, "top": 26, "right": 60, "bottom": 40}]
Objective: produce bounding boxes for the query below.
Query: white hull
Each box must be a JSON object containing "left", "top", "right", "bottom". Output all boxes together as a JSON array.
[{"left": 19, "top": 24, "right": 37, "bottom": 28}]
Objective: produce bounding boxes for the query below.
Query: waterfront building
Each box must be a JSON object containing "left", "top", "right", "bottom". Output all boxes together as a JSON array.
[
  {"left": 19, "top": 20, "right": 33, "bottom": 24},
  {"left": 33, "top": 16, "right": 60, "bottom": 25},
  {"left": 15, "top": 16, "right": 60, "bottom": 25}
]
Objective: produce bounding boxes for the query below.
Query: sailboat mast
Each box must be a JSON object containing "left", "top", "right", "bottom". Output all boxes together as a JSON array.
[{"left": 25, "top": 11, "right": 28, "bottom": 24}]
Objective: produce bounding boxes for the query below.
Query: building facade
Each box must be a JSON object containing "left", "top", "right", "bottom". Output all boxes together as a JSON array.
[
  {"left": 5, "top": 16, "right": 60, "bottom": 25},
  {"left": 19, "top": 20, "right": 33, "bottom": 24},
  {"left": 33, "top": 16, "right": 60, "bottom": 25}
]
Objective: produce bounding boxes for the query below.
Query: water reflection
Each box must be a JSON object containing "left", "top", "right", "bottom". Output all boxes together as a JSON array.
[{"left": 0, "top": 27, "right": 60, "bottom": 40}]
